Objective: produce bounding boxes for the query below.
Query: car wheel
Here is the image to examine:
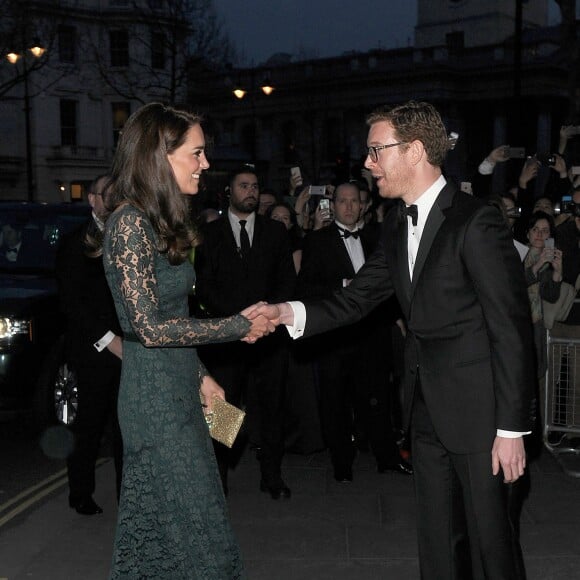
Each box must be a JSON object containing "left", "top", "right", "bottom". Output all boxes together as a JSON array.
[{"left": 34, "top": 337, "right": 79, "bottom": 427}]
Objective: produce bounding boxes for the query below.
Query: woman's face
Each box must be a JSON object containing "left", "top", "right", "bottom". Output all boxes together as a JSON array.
[
  {"left": 270, "top": 205, "right": 292, "bottom": 230},
  {"left": 167, "top": 124, "right": 210, "bottom": 195},
  {"left": 533, "top": 198, "right": 554, "bottom": 215},
  {"left": 527, "top": 218, "right": 551, "bottom": 249}
]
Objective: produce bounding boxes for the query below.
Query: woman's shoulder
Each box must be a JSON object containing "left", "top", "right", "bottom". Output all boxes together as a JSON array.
[
  {"left": 107, "top": 203, "right": 146, "bottom": 228},
  {"left": 106, "top": 204, "right": 155, "bottom": 240}
]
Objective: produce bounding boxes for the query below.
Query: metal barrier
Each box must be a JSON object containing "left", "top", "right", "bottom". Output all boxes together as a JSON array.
[{"left": 544, "top": 324, "right": 580, "bottom": 477}]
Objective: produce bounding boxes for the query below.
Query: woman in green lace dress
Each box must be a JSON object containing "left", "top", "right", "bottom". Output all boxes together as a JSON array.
[{"left": 101, "top": 103, "right": 271, "bottom": 579}]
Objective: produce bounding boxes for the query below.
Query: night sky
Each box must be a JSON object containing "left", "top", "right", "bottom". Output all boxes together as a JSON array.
[
  {"left": 213, "top": 0, "right": 417, "bottom": 65},
  {"left": 214, "top": 0, "right": 565, "bottom": 67}
]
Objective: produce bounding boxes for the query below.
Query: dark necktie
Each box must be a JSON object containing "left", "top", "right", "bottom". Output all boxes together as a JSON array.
[
  {"left": 338, "top": 227, "right": 359, "bottom": 239},
  {"left": 239, "top": 220, "right": 251, "bottom": 259},
  {"left": 402, "top": 204, "right": 418, "bottom": 226}
]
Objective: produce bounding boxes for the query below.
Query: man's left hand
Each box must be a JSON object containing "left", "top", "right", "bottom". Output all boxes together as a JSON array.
[{"left": 491, "top": 436, "right": 526, "bottom": 483}]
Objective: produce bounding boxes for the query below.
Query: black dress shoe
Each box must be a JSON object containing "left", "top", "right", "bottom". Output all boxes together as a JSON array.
[
  {"left": 377, "top": 460, "right": 413, "bottom": 476},
  {"left": 260, "top": 480, "right": 291, "bottom": 500},
  {"left": 69, "top": 497, "right": 103, "bottom": 515},
  {"left": 333, "top": 466, "right": 353, "bottom": 483}
]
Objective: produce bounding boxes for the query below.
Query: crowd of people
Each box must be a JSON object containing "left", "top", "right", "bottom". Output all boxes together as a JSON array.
[{"left": 56, "top": 99, "right": 580, "bottom": 579}]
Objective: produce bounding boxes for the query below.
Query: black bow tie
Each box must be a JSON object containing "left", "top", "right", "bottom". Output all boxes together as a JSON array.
[
  {"left": 399, "top": 203, "right": 418, "bottom": 226},
  {"left": 339, "top": 227, "right": 359, "bottom": 239}
]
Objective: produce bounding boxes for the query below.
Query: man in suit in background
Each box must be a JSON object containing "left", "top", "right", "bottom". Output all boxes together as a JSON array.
[
  {"left": 255, "top": 101, "right": 534, "bottom": 579},
  {"left": 56, "top": 175, "right": 123, "bottom": 515},
  {"left": 296, "top": 181, "right": 411, "bottom": 482},
  {"left": 195, "top": 165, "right": 296, "bottom": 499}
]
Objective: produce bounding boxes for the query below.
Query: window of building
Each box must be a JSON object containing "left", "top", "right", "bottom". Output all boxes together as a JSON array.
[
  {"left": 110, "top": 0, "right": 129, "bottom": 6},
  {"left": 60, "top": 100, "right": 77, "bottom": 147},
  {"left": 446, "top": 31, "right": 465, "bottom": 56},
  {"left": 70, "top": 183, "right": 83, "bottom": 200},
  {"left": 110, "top": 29, "right": 129, "bottom": 67},
  {"left": 58, "top": 25, "right": 76, "bottom": 64},
  {"left": 151, "top": 31, "right": 166, "bottom": 69},
  {"left": 112, "top": 102, "right": 130, "bottom": 148}
]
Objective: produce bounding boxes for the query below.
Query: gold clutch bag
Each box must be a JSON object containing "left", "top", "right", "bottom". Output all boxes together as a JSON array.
[{"left": 203, "top": 396, "right": 245, "bottom": 448}]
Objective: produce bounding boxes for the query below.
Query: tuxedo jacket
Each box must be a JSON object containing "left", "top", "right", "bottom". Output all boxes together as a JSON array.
[
  {"left": 194, "top": 214, "right": 296, "bottom": 316},
  {"left": 55, "top": 220, "right": 122, "bottom": 368},
  {"left": 297, "top": 223, "right": 375, "bottom": 300},
  {"left": 297, "top": 222, "right": 398, "bottom": 354},
  {"left": 302, "top": 184, "right": 535, "bottom": 453}
]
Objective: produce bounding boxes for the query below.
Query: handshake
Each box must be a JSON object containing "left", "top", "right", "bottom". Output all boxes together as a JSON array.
[{"left": 239, "top": 302, "right": 295, "bottom": 344}]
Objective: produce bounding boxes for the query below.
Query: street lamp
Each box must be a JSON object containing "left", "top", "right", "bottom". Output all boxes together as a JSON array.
[
  {"left": 232, "top": 70, "right": 275, "bottom": 163},
  {"left": 6, "top": 39, "right": 46, "bottom": 202}
]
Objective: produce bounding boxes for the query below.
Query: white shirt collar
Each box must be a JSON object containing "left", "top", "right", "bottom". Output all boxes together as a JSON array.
[
  {"left": 334, "top": 219, "right": 358, "bottom": 233},
  {"left": 407, "top": 174, "right": 446, "bottom": 232}
]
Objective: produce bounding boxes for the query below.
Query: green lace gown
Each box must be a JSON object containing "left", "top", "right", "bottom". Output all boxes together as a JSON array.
[{"left": 103, "top": 205, "right": 247, "bottom": 579}]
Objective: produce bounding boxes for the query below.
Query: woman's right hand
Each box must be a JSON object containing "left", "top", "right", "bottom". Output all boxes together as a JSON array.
[
  {"left": 534, "top": 247, "right": 554, "bottom": 273},
  {"left": 240, "top": 303, "right": 276, "bottom": 343}
]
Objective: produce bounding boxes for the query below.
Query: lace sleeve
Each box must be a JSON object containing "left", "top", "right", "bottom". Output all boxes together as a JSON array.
[{"left": 109, "top": 209, "right": 250, "bottom": 347}]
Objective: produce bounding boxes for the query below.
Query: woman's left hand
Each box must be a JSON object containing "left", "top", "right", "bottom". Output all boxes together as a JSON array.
[{"left": 200, "top": 374, "right": 225, "bottom": 413}]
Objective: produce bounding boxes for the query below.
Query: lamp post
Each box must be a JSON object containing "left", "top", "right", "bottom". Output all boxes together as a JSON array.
[
  {"left": 233, "top": 69, "right": 275, "bottom": 163},
  {"left": 6, "top": 40, "right": 46, "bottom": 202}
]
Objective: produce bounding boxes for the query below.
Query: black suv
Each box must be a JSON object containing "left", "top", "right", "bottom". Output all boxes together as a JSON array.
[{"left": 0, "top": 202, "right": 91, "bottom": 425}]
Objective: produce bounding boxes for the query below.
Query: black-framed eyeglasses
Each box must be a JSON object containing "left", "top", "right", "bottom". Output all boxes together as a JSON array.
[{"left": 367, "top": 142, "right": 407, "bottom": 163}]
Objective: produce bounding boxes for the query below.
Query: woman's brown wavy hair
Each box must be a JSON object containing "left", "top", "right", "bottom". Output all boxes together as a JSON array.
[{"left": 104, "top": 102, "right": 202, "bottom": 264}]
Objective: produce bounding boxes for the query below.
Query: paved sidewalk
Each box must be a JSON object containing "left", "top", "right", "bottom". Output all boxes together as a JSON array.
[{"left": 0, "top": 445, "right": 579, "bottom": 579}]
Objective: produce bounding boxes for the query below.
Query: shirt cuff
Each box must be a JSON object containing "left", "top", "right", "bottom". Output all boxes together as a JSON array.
[
  {"left": 94, "top": 330, "right": 116, "bottom": 352},
  {"left": 478, "top": 158, "right": 496, "bottom": 175},
  {"left": 285, "top": 301, "right": 306, "bottom": 339},
  {"left": 496, "top": 429, "right": 531, "bottom": 438}
]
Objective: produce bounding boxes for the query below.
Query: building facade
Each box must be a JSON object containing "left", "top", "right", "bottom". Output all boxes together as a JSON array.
[
  {"left": 194, "top": 0, "right": 576, "bottom": 200},
  {"left": 0, "top": 0, "right": 188, "bottom": 202}
]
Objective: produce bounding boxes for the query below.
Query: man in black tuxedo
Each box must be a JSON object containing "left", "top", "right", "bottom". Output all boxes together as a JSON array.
[
  {"left": 195, "top": 165, "right": 296, "bottom": 499},
  {"left": 296, "top": 181, "right": 411, "bottom": 482},
  {"left": 55, "top": 175, "right": 123, "bottom": 515},
  {"left": 0, "top": 223, "right": 37, "bottom": 266},
  {"left": 255, "top": 101, "right": 534, "bottom": 579}
]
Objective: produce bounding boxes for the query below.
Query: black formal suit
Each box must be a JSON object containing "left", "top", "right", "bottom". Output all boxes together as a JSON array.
[
  {"left": 299, "top": 184, "right": 535, "bottom": 579},
  {"left": 195, "top": 213, "right": 296, "bottom": 489},
  {"left": 297, "top": 222, "right": 402, "bottom": 475},
  {"left": 55, "top": 219, "right": 123, "bottom": 503}
]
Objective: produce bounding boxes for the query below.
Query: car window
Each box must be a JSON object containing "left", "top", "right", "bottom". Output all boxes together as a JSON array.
[{"left": 0, "top": 204, "right": 90, "bottom": 272}]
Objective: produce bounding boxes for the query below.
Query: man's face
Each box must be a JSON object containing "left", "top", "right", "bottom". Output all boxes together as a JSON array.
[
  {"left": 88, "top": 176, "right": 109, "bottom": 219},
  {"left": 229, "top": 173, "right": 259, "bottom": 215},
  {"left": 364, "top": 120, "right": 411, "bottom": 200},
  {"left": 2, "top": 224, "right": 21, "bottom": 248},
  {"left": 332, "top": 184, "right": 361, "bottom": 228},
  {"left": 258, "top": 193, "right": 276, "bottom": 215}
]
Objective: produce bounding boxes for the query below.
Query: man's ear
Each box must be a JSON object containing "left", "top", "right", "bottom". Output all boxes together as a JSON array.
[{"left": 408, "top": 140, "right": 425, "bottom": 166}]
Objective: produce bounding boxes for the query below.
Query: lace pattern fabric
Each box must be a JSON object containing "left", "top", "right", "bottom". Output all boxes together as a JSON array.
[{"left": 104, "top": 205, "right": 246, "bottom": 579}]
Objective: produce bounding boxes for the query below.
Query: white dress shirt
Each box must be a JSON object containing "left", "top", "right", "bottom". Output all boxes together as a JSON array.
[
  {"left": 407, "top": 175, "right": 446, "bottom": 278},
  {"left": 335, "top": 220, "right": 365, "bottom": 283},
  {"left": 228, "top": 209, "right": 255, "bottom": 252}
]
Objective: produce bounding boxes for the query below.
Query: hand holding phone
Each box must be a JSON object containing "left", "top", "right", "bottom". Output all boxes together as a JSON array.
[
  {"left": 507, "top": 147, "right": 526, "bottom": 159},
  {"left": 290, "top": 167, "right": 303, "bottom": 187},
  {"left": 318, "top": 197, "right": 331, "bottom": 221}
]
